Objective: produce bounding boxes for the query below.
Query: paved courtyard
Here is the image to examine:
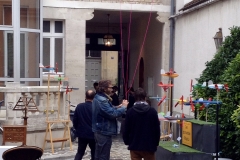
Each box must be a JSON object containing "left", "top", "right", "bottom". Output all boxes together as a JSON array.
[{"left": 42, "top": 134, "right": 131, "bottom": 160}]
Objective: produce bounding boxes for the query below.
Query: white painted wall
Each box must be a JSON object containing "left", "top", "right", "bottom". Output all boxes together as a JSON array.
[
  {"left": 176, "top": 0, "right": 184, "bottom": 12},
  {"left": 129, "top": 13, "right": 164, "bottom": 110},
  {"left": 143, "top": 16, "right": 164, "bottom": 110},
  {"left": 173, "top": 0, "right": 240, "bottom": 115}
]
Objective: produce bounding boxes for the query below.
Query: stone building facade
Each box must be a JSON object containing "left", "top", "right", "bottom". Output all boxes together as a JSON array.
[
  {"left": 43, "top": 0, "right": 171, "bottom": 107},
  {"left": 79, "top": 0, "right": 169, "bottom": 5}
]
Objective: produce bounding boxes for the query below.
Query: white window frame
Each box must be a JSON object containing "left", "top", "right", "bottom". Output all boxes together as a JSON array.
[
  {"left": 0, "top": 0, "right": 42, "bottom": 85},
  {"left": 43, "top": 20, "right": 65, "bottom": 75}
]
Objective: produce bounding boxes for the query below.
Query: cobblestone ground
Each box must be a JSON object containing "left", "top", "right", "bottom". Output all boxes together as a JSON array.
[{"left": 42, "top": 134, "right": 131, "bottom": 160}]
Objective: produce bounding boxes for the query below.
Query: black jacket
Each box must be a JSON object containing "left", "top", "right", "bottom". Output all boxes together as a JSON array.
[
  {"left": 73, "top": 101, "right": 94, "bottom": 139},
  {"left": 127, "top": 94, "right": 135, "bottom": 111},
  {"left": 111, "top": 93, "right": 119, "bottom": 106},
  {"left": 123, "top": 102, "right": 160, "bottom": 152}
]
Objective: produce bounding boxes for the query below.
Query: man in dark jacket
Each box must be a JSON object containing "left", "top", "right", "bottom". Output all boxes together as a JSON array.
[
  {"left": 93, "top": 82, "right": 98, "bottom": 92},
  {"left": 73, "top": 90, "right": 96, "bottom": 160},
  {"left": 127, "top": 87, "right": 135, "bottom": 111},
  {"left": 111, "top": 86, "right": 119, "bottom": 106},
  {"left": 123, "top": 88, "right": 160, "bottom": 160}
]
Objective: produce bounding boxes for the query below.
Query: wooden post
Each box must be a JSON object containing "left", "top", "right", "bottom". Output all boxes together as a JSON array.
[
  {"left": 23, "top": 97, "right": 28, "bottom": 125},
  {"left": 58, "top": 77, "right": 61, "bottom": 120},
  {"left": 68, "top": 93, "right": 70, "bottom": 121},
  {"left": 47, "top": 73, "right": 50, "bottom": 121}
]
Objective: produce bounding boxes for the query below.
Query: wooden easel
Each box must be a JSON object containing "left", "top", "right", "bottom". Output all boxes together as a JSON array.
[{"left": 42, "top": 68, "right": 72, "bottom": 154}]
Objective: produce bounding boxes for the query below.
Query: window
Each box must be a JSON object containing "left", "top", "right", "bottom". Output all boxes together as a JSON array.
[
  {"left": 86, "top": 38, "right": 90, "bottom": 44},
  {"left": 85, "top": 50, "right": 101, "bottom": 58},
  {"left": 0, "top": 0, "right": 42, "bottom": 86},
  {"left": 98, "top": 38, "right": 116, "bottom": 45},
  {"left": 43, "top": 20, "right": 64, "bottom": 73}
]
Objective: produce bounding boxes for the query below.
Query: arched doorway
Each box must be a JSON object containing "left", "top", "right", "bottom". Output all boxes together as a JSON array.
[{"left": 139, "top": 57, "right": 144, "bottom": 88}]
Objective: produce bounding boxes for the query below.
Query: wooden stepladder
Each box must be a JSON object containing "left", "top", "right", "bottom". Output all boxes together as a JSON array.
[
  {"left": 43, "top": 119, "right": 72, "bottom": 154},
  {"left": 41, "top": 64, "right": 72, "bottom": 153}
]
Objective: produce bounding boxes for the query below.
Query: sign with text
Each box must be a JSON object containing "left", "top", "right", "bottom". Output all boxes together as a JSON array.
[{"left": 182, "top": 121, "right": 192, "bottom": 147}]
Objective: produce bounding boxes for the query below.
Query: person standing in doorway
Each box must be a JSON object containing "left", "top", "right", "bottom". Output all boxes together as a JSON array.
[
  {"left": 73, "top": 90, "right": 96, "bottom": 160},
  {"left": 111, "top": 86, "right": 119, "bottom": 106},
  {"left": 127, "top": 87, "right": 135, "bottom": 111},
  {"left": 93, "top": 82, "right": 99, "bottom": 93},
  {"left": 110, "top": 85, "right": 122, "bottom": 134},
  {"left": 123, "top": 88, "right": 160, "bottom": 160},
  {"left": 92, "top": 80, "right": 128, "bottom": 160}
]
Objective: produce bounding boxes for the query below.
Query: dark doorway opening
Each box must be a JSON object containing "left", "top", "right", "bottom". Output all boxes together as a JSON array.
[{"left": 139, "top": 57, "right": 144, "bottom": 88}]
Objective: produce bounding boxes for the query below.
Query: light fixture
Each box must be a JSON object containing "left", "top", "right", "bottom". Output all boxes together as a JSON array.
[
  {"left": 103, "top": 14, "right": 114, "bottom": 47},
  {"left": 213, "top": 28, "right": 223, "bottom": 50}
]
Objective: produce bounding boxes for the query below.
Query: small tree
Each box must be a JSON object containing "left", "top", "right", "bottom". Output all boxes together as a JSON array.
[
  {"left": 220, "top": 53, "right": 240, "bottom": 159},
  {"left": 193, "top": 26, "right": 240, "bottom": 159}
]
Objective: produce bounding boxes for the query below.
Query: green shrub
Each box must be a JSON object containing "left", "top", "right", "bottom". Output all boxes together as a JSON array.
[
  {"left": 193, "top": 26, "right": 240, "bottom": 159},
  {"left": 219, "top": 53, "right": 240, "bottom": 159}
]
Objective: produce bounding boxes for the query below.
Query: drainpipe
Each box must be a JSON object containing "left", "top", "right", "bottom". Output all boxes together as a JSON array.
[{"left": 169, "top": 0, "right": 175, "bottom": 116}]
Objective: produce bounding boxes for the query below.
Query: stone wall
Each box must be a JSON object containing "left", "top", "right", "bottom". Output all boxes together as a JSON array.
[
  {"left": 0, "top": 82, "right": 68, "bottom": 149},
  {"left": 64, "top": 0, "right": 170, "bottom": 5},
  {"left": 43, "top": 7, "right": 94, "bottom": 104}
]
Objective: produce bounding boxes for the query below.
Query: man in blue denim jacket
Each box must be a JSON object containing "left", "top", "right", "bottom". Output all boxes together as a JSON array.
[{"left": 92, "top": 80, "right": 128, "bottom": 160}]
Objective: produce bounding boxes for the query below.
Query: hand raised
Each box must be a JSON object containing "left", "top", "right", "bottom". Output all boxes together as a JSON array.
[{"left": 122, "top": 99, "right": 129, "bottom": 107}]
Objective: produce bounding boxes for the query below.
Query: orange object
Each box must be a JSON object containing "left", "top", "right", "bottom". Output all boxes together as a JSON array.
[
  {"left": 224, "top": 84, "right": 229, "bottom": 92},
  {"left": 158, "top": 82, "right": 173, "bottom": 92},
  {"left": 158, "top": 95, "right": 166, "bottom": 106},
  {"left": 199, "top": 104, "right": 205, "bottom": 111},
  {"left": 161, "top": 68, "right": 179, "bottom": 78}
]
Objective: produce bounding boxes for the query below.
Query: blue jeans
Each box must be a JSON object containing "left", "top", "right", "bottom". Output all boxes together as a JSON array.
[
  {"left": 74, "top": 137, "right": 95, "bottom": 160},
  {"left": 94, "top": 132, "right": 112, "bottom": 160}
]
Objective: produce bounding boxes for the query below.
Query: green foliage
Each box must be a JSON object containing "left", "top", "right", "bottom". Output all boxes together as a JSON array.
[
  {"left": 198, "top": 26, "right": 240, "bottom": 84},
  {"left": 232, "top": 105, "right": 240, "bottom": 128},
  {"left": 193, "top": 26, "right": 240, "bottom": 159},
  {"left": 219, "top": 54, "right": 240, "bottom": 158}
]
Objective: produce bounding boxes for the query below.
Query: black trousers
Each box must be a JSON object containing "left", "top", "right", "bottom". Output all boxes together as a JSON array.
[{"left": 74, "top": 137, "right": 96, "bottom": 160}]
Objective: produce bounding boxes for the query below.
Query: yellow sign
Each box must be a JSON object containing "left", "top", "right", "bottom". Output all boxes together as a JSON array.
[{"left": 182, "top": 121, "right": 192, "bottom": 147}]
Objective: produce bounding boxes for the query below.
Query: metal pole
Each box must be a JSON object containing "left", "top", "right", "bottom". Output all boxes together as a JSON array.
[
  {"left": 169, "top": 0, "right": 175, "bottom": 116},
  {"left": 216, "top": 104, "right": 219, "bottom": 160},
  {"left": 169, "top": 80, "right": 173, "bottom": 116},
  {"left": 169, "top": 0, "right": 175, "bottom": 70}
]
